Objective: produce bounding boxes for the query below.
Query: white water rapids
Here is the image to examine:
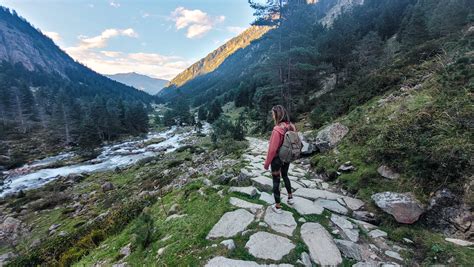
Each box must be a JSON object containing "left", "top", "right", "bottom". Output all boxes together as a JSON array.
[{"left": 0, "top": 124, "right": 209, "bottom": 198}]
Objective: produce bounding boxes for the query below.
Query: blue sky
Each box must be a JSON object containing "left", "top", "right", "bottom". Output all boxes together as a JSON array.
[{"left": 0, "top": 0, "right": 255, "bottom": 80}]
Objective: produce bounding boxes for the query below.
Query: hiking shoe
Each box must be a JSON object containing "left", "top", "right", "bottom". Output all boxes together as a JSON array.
[
  {"left": 287, "top": 197, "right": 295, "bottom": 205},
  {"left": 272, "top": 204, "right": 283, "bottom": 214}
]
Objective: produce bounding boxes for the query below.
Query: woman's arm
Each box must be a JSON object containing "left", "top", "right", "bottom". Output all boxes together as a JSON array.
[{"left": 264, "top": 129, "right": 281, "bottom": 170}]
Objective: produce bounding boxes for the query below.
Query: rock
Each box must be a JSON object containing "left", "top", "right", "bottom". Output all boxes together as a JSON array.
[
  {"left": 229, "top": 197, "right": 264, "bottom": 214},
  {"left": 205, "top": 256, "right": 293, "bottom": 267},
  {"left": 165, "top": 214, "right": 187, "bottom": 222},
  {"left": 377, "top": 165, "right": 400, "bottom": 180},
  {"left": 293, "top": 188, "right": 340, "bottom": 200},
  {"left": 112, "top": 263, "right": 129, "bottom": 267},
  {"left": 316, "top": 199, "right": 349, "bottom": 214},
  {"left": 220, "top": 239, "right": 236, "bottom": 250},
  {"left": 292, "top": 196, "right": 324, "bottom": 215},
  {"left": 0, "top": 217, "right": 27, "bottom": 246},
  {"left": 49, "top": 223, "right": 61, "bottom": 232},
  {"left": 349, "top": 218, "right": 377, "bottom": 232},
  {"left": 263, "top": 206, "right": 297, "bottom": 236},
  {"left": 300, "top": 252, "right": 312, "bottom": 267},
  {"left": 342, "top": 196, "right": 365, "bottom": 211},
  {"left": 229, "top": 186, "right": 258, "bottom": 197},
  {"left": 299, "top": 133, "right": 315, "bottom": 155},
  {"left": 101, "top": 182, "right": 114, "bottom": 192},
  {"left": 207, "top": 209, "right": 254, "bottom": 239},
  {"left": 352, "top": 262, "right": 379, "bottom": 267},
  {"left": 384, "top": 250, "right": 403, "bottom": 261},
  {"left": 245, "top": 232, "right": 295, "bottom": 260},
  {"left": 259, "top": 192, "right": 275, "bottom": 205},
  {"left": 168, "top": 204, "right": 180, "bottom": 215},
  {"left": 300, "top": 222, "right": 343, "bottom": 266},
  {"left": 0, "top": 252, "right": 16, "bottom": 266},
  {"left": 217, "top": 173, "right": 233, "bottom": 184},
  {"left": 314, "top": 123, "right": 349, "bottom": 152},
  {"left": 67, "top": 173, "right": 85, "bottom": 183},
  {"left": 368, "top": 229, "right": 387, "bottom": 239},
  {"left": 157, "top": 246, "right": 167, "bottom": 256},
  {"left": 258, "top": 222, "right": 268, "bottom": 227},
  {"left": 251, "top": 176, "right": 273, "bottom": 192},
  {"left": 339, "top": 162, "right": 356, "bottom": 172},
  {"left": 330, "top": 214, "right": 359, "bottom": 242},
  {"left": 298, "top": 217, "right": 307, "bottom": 223},
  {"left": 372, "top": 192, "right": 424, "bottom": 224},
  {"left": 424, "top": 188, "right": 472, "bottom": 238},
  {"left": 402, "top": 238, "right": 414, "bottom": 244},
  {"left": 352, "top": 211, "right": 379, "bottom": 224},
  {"left": 203, "top": 178, "right": 213, "bottom": 186},
  {"left": 120, "top": 243, "right": 132, "bottom": 257},
  {"left": 445, "top": 238, "right": 474, "bottom": 247},
  {"left": 335, "top": 239, "right": 363, "bottom": 261}
]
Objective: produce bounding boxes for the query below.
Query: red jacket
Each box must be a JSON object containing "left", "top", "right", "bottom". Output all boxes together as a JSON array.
[{"left": 264, "top": 122, "right": 296, "bottom": 170}]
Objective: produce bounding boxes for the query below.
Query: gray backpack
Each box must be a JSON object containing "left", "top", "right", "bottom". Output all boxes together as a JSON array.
[{"left": 278, "top": 124, "right": 302, "bottom": 163}]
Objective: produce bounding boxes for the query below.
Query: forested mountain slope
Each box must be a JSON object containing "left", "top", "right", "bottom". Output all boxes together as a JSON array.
[{"left": 0, "top": 7, "right": 153, "bottom": 168}]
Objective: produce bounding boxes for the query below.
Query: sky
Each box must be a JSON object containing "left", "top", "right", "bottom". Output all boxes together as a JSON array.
[{"left": 0, "top": 0, "right": 256, "bottom": 80}]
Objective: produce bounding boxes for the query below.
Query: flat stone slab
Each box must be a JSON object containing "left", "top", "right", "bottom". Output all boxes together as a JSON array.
[
  {"left": 252, "top": 176, "right": 274, "bottom": 192},
  {"left": 264, "top": 206, "right": 297, "bottom": 236},
  {"left": 207, "top": 209, "right": 254, "bottom": 239},
  {"left": 330, "top": 214, "right": 359, "bottom": 242},
  {"left": 259, "top": 192, "right": 275, "bottom": 205},
  {"left": 341, "top": 196, "right": 365, "bottom": 211},
  {"left": 229, "top": 197, "right": 264, "bottom": 214},
  {"left": 301, "top": 222, "right": 342, "bottom": 266},
  {"left": 245, "top": 232, "right": 295, "bottom": 260},
  {"left": 293, "top": 188, "right": 341, "bottom": 200},
  {"left": 445, "top": 238, "right": 474, "bottom": 246},
  {"left": 292, "top": 197, "right": 324, "bottom": 215},
  {"left": 205, "top": 256, "right": 293, "bottom": 267},
  {"left": 229, "top": 186, "right": 258, "bottom": 197},
  {"left": 368, "top": 229, "right": 387, "bottom": 239},
  {"left": 316, "top": 199, "right": 349, "bottom": 214},
  {"left": 335, "top": 239, "right": 363, "bottom": 261}
]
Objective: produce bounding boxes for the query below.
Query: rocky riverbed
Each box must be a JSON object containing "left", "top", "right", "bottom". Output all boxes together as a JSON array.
[{"left": 0, "top": 124, "right": 210, "bottom": 198}]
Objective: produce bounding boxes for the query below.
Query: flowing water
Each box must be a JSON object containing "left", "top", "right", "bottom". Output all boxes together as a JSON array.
[{"left": 0, "top": 125, "right": 209, "bottom": 198}]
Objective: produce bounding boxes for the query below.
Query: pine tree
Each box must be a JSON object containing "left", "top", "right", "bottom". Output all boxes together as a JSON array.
[{"left": 207, "top": 100, "right": 223, "bottom": 123}]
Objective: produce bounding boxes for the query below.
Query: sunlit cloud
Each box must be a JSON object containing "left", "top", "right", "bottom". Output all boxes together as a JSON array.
[
  {"left": 44, "top": 31, "right": 61, "bottom": 43},
  {"left": 170, "top": 7, "right": 225, "bottom": 39},
  {"left": 63, "top": 28, "right": 191, "bottom": 80}
]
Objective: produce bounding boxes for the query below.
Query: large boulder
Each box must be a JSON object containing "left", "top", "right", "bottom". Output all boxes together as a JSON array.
[
  {"left": 314, "top": 123, "right": 349, "bottom": 152},
  {"left": 299, "top": 133, "right": 315, "bottom": 155},
  {"left": 424, "top": 188, "right": 472, "bottom": 238},
  {"left": 371, "top": 192, "right": 424, "bottom": 224}
]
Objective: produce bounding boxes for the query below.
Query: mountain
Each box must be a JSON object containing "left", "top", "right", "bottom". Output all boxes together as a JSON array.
[
  {"left": 0, "top": 7, "right": 153, "bottom": 167},
  {"left": 165, "top": 26, "right": 270, "bottom": 88},
  {"left": 106, "top": 72, "right": 168, "bottom": 95},
  {"left": 159, "top": 0, "right": 365, "bottom": 103}
]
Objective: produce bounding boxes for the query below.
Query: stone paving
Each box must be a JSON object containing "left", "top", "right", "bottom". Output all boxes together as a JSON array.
[{"left": 205, "top": 137, "right": 407, "bottom": 266}]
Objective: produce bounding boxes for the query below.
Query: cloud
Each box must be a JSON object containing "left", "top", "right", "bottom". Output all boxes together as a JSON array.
[
  {"left": 66, "top": 28, "right": 137, "bottom": 54},
  {"left": 170, "top": 7, "right": 225, "bottom": 39},
  {"left": 44, "top": 31, "right": 61, "bottom": 43},
  {"left": 64, "top": 28, "right": 191, "bottom": 80},
  {"left": 109, "top": 1, "right": 120, "bottom": 8},
  {"left": 226, "top": 26, "right": 246, "bottom": 35}
]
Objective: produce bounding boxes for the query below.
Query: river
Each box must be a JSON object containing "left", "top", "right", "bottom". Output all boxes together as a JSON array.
[{"left": 0, "top": 124, "right": 209, "bottom": 198}]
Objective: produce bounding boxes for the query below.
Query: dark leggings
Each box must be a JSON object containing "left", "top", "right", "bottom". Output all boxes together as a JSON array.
[{"left": 270, "top": 156, "right": 292, "bottom": 204}]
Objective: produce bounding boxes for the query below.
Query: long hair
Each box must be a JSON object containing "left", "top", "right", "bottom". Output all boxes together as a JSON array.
[{"left": 271, "top": 105, "right": 290, "bottom": 125}]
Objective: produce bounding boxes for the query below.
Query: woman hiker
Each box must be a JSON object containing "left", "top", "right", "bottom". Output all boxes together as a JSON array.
[{"left": 263, "top": 105, "right": 296, "bottom": 214}]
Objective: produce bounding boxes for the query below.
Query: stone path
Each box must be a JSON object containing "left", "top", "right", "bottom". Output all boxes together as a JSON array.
[{"left": 204, "top": 137, "right": 408, "bottom": 266}]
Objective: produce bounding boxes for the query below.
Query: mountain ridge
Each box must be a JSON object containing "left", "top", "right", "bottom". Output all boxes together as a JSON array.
[{"left": 106, "top": 72, "right": 168, "bottom": 95}]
